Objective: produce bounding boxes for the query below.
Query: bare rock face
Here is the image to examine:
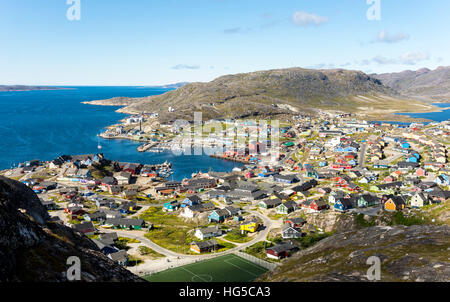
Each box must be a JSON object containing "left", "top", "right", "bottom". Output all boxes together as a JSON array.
[
  {"left": 302, "top": 210, "right": 358, "bottom": 233},
  {"left": 260, "top": 225, "right": 450, "bottom": 282},
  {"left": 0, "top": 176, "right": 143, "bottom": 282}
]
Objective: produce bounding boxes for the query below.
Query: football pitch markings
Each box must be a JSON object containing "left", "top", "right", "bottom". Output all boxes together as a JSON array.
[{"left": 144, "top": 254, "right": 268, "bottom": 282}]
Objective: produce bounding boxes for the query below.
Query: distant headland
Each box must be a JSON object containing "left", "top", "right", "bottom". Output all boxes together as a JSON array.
[{"left": 0, "top": 85, "right": 71, "bottom": 92}]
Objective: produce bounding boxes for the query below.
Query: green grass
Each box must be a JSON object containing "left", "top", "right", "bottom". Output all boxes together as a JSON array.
[
  {"left": 127, "top": 255, "right": 144, "bottom": 267},
  {"left": 140, "top": 207, "right": 198, "bottom": 254},
  {"left": 390, "top": 211, "right": 429, "bottom": 226},
  {"left": 294, "top": 232, "right": 333, "bottom": 249},
  {"left": 216, "top": 239, "right": 237, "bottom": 252},
  {"left": 267, "top": 213, "right": 287, "bottom": 220},
  {"left": 242, "top": 241, "right": 277, "bottom": 262},
  {"left": 223, "top": 230, "right": 252, "bottom": 243},
  {"left": 355, "top": 213, "right": 376, "bottom": 228},
  {"left": 143, "top": 254, "right": 268, "bottom": 282},
  {"left": 137, "top": 246, "right": 165, "bottom": 259},
  {"left": 114, "top": 237, "right": 141, "bottom": 250}
]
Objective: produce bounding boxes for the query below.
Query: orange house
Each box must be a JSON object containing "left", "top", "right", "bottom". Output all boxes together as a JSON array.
[{"left": 384, "top": 196, "right": 406, "bottom": 211}]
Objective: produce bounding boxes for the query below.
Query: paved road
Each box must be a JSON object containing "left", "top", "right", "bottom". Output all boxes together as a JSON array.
[
  {"left": 358, "top": 143, "right": 368, "bottom": 168},
  {"left": 100, "top": 207, "right": 273, "bottom": 261}
]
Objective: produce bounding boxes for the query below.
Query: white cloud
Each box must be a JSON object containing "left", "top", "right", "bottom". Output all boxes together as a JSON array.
[
  {"left": 172, "top": 64, "right": 200, "bottom": 70},
  {"left": 398, "top": 51, "right": 430, "bottom": 65},
  {"left": 223, "top": 27, "right": 243, "bottom": 34},
  {"left": 292, "top": 11, "right": 328, "bottom": 27},
  {"left": 375, "top": 30, "right": 409, "bottom": 43},
  {"left": 372, "top": 55, "right": 397, "bottom": 65}
]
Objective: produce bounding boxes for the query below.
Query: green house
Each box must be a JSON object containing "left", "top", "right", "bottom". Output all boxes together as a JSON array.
[
  {"left": 276, "top": 201, "right": 298, "bottom": 214},
  {"left": 358, "top": 194, "right": 379, "bottom": 208},
  {"left": 104, "top": 218, "right": 146, "bottom": 230}
]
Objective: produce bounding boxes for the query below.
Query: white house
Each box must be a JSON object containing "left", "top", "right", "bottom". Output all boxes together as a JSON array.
[
  {"left": 410, "top": 192, "right": 430, "bottom": 208},
  {"left": 194, "top": 226, "right": 223, "bottom": 240}
]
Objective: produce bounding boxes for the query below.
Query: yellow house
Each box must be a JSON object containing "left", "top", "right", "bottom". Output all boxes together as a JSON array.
[
  {"left": 240, "top": 221, "right": 260, "bottom": 233},
  {"left": 384, "top": 197, "right": 406, "bottom": 211}
]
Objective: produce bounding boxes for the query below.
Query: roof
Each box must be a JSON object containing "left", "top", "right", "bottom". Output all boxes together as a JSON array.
[
  {"left": 191, "top": 239, "right": 218, "bottom": 249},
  {"left": 359, "top": 194, "right": 379, "bottom": 203},
  {"left": 279, "top": 200, "right": 297, "bottom": 209},
  {"left": 281, "top": 224, "right": 301, "bottom": 232},
  {"left": 185, "top": 195, "right": 202, "bottom": 203},
  {"left": 105, "top": 218, "right": 144, "bottom": 226},
  {"left": 286, "top": 217, "right": 306, "bottom": 225},
  {"left": 108, "top": 250, "right": 128, "bottom": 262},
  {"left": 72, "top": 222, "right": 95, "bottom": 232},
  {"left": 260, "top": 198, "right": 282, "bottom": 207},
  {"left": 197, "top": 226, "right": 221, "bottom": 235},
  {"left": 267, "top": 242, "right": 298, "bottom": 253},
  {"left": 99, "top": 232, "right": 118, "bottom": 241}
]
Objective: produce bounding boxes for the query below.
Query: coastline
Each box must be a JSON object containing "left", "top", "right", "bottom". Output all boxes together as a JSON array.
[{"left": 0, "top": 87, "right": 74, "bottom": 92}]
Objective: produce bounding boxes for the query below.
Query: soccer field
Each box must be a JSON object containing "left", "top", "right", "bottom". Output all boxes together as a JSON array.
[{"left": 143, "top": 254, "right": 269, "bottom": 282}]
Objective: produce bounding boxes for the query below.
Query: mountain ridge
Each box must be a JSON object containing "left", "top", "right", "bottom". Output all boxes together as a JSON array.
[
  {"left": 372, "top": 66, "right": 450, "bottom": 101},
  {"left": 82, "top": 66, "right": 448, "bottom": 122}
]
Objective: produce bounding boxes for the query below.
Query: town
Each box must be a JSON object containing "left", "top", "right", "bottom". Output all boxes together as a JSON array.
[{"left": 1, "top": 112, "right": 449, "bottom": 277}]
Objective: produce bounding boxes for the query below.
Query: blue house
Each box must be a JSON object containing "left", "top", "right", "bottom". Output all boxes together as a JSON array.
[
  {"left": 163, "top": 200, "right": 181, "bottom": 212},
  {"left": 409, "top": 156, "right": 418, "bottom": 163},
  {"left": 181, "top": 195, "right": 201, "bottom": 208},
  {"left": 208, "top": 209, "right": 229, "bottom": 223},
  {"left": 373, "top": 164, "right": 389, "bottom": 169},
  {"left": 273, "top": 174, "right": 300, "bottom": 184},
  {"left": 401, "top": 142, "right": 410, "bottom": 149},
  {"left": 435, "top": 175, "right": 449, "bottom": 186},
  {"left": 319, "top": 161, "right": 328, "bottom": 167},
  {"left": 334, "top": 199, "right": 353, "bottom": 212},
  {"left": 258, "top": 172, "right": 274, "bottom": 178}
]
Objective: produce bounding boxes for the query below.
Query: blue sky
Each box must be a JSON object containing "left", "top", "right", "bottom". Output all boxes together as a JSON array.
[{"left": 1, "top": 0, "right": 449, "bottom": 85}]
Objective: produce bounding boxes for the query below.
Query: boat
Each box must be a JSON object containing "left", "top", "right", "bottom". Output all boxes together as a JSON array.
[{"left": 97, "top": 137, "right": 103, "bottom": 150}]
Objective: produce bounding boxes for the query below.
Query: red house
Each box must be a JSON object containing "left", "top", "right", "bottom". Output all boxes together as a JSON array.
[
  {"left": 310, "top": 199, "right": 328, "bottom": 211},
  {"left": 415, "top": 168, "right": 426, "bottom": 177},
  {"left": 266, "top": 242, "right": 298, "bottom": 260},
  {"left": 284, "top": 217, "right": 307, "bottom": 229},
  {"left": 65, "top": 207, "right": 85, "bottom": 216}
]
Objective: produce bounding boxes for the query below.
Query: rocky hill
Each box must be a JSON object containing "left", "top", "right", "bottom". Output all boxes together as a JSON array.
[
  {"left": 119, "top": 68, "right": 397, "bottom": 122},
  {"left": 260, "top": 224, "right": 450, "bottom": 282},
  {"left": 0, "top": 176, "right": 143, "bottom": 282},
  {"left": 373, "top": 66, "right": 450, "bottom": 101},
  {"left": 89, "top": 67, "right": 440, "bottom": 123}
]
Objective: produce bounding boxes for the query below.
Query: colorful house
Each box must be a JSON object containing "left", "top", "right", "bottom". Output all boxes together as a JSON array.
[
  {"left": 358, "top": 194, "right": 379, "bottom": 208},
  {"left": 384, "top": 196, "right": 406, "bottom": 211},
  {"left": 163, "top": 200, "right": 181, "bottom": 212},
  {"left": 190, "top": 239, "right": 219, "bottom": 254},
  {"left": 281, "top": 224, "right": 302, "bottom": 239},
  {"left": 310, "top": 199, "right": 328, "bottom": 212},
  {"left": 410, "top": 192, "right": 429, "bottom": 208},
  {"left": 266, "top": 242, "right": 298, "bottom": 260},
  {"left": 334, "top": 199, "right": 353, "bottom": 212},
  {"left": 208, "top": 209, "right": 229, "bottom": 223},
  {"left": 240, "top": 221, "right": 260, "bottom": 233},
  {"left": 181, "top": 195, "right": 201, "bottom": 208},
  {"left": 276, "top": 201, "right": 298, "bottom": 215},
  {"left": 104, "top": 218, "right": 146, "bottom": 230}
]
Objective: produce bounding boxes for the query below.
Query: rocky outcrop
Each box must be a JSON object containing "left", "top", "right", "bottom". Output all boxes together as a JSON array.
[
  {"left": 301, "top": 210, "right": 359, "bottom": 233},
  {"left": 0, "top": 176, "right": 143, "bottom": 282},
  {"left": 260, "top": 225, "right": 450, "bottom": 282}
]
